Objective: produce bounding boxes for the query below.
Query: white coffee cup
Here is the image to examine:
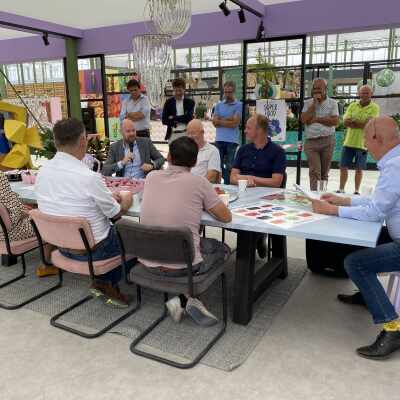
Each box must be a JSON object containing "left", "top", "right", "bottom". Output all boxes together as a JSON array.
[
  {"left": 238, "top": 179, "right": 248, "bottom": 194},
  {"left": 219, "top": 194, "right": 230, "bottom": 206}
]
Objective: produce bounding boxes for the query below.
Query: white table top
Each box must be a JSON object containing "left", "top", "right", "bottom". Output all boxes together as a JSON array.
[{"left": 11, "top": 182, "right": 382, "bottom": 248}]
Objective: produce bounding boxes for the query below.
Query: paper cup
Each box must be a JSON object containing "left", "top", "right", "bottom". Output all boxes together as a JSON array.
[
  {"left": 219, "top": 194, "right": 230, "bottom": 206},
  {"left": 238, "top": 179, "right": 248, "bottom": 193}
]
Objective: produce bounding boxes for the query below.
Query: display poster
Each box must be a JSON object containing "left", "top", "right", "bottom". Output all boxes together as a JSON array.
[
  {"left": 79, "top": 69, "right": 103, "bottom": 99},
  {"left": 256, "top": 99, "right": 287, "bottom": 142}
]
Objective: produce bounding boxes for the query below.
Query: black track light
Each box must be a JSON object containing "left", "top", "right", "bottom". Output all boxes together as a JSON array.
[
  {"left": 256, "top": 20, "right": 265, "bottom": 41},
  {"left": 238, "top": 8, "right": 246, "bottom": 23},
  {"left": 42, "top": 32, "right": 50, "bottom": 46},
  {"left": 219, "top": 1, "right": 230, "bottom": 17}
]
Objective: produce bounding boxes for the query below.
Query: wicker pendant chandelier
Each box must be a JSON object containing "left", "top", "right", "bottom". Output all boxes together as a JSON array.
[{"left": 132, "top": 0, "right": 191, "bottom": 107}]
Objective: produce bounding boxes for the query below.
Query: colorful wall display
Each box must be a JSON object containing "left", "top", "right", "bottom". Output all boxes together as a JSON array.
[
  {"left": 79, "top": 69, "right": 103, "bottom": 99},
  {"left": 2, "top": 96, "right": 63, "bottom": 129}
]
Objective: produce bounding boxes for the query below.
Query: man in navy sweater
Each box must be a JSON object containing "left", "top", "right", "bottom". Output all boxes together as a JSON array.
[{"left": 231, "top": 114, "right": 287, "bottom": 258}]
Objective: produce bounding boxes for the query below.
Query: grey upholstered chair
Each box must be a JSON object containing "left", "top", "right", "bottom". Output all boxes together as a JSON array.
[{"left": 116, "top": 218, "right": 228, "bottom": 369}]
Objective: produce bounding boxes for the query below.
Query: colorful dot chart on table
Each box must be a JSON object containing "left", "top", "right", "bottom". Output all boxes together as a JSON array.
[{"left": 231, "top": 202, "right": 328, "bottom": 229}]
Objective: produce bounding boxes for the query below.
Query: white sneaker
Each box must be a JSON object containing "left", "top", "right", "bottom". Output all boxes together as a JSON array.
[
  {"left": 186, "top": 297, "right": 218, "bottom": 327},
  {"left": 166, "top": 296, "right": 185, "bottom": 323}
]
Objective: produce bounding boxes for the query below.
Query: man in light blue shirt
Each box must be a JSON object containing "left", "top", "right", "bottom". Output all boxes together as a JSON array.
[
  {"left": 212, "top": 81, "right": 242, "bottom": 184},
  {"left": 120, "top": 79, "right": 151, "bottom": 137},
  {"left": 312, "top": 116, "right": 400, "bottom": 360}
]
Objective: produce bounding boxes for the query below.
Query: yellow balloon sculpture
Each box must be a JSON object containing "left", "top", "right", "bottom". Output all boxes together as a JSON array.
[{"left": 0, "top": 101, "right": 43, "bottom": 169}]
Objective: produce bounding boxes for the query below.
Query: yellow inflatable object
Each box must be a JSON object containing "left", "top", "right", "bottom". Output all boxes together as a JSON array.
[{"left": 0, "top": 101, "right": 42, "bottom": 170}]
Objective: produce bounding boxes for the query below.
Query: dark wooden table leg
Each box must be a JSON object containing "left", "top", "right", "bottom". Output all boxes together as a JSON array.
[
  {"left": 270, "top": 234, "right": 288, "bottom": 279},
  {"left": 233, "top": 230, "right": 256, "bottom": 325},
  {"left": 2, "top": 255, "right": 17, "bottom": 267}
]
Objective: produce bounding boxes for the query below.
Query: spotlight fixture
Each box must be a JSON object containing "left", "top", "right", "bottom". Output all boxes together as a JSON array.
[
  {"left": 256, "top": 20, "right": 265, "bottom": 41},
  {"left": 238, "top": 8, "right": 246, "bottom": 23},
  {"left": 219, "top": 1, "right": 230, "bottom": 17},
  {"left": 42, "top": 32, "right": 50, "bottom": 46}
]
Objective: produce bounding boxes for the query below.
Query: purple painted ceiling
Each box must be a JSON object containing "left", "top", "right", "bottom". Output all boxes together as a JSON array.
[
  {"left": 0, "top": 0, "right": 400, "bottom": 64},
  {"left": 265, "top": 0, "right": 400, "bottom": 37},
  {"left": 0, "top": 11, "right": 83, "bottom": 38},
  {"left": 78, "top": 12, "right": 261, "bottom": 56},
  {"left": 0, "top": 36, "right": 65, "bottom": 64}
]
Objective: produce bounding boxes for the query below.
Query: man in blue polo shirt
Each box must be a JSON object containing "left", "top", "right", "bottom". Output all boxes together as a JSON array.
[
  {"left": 231, "top": 114, "right": 287, "bottom": 258},
  {"left": 212, "top": 81, "right": 242, "bottom": 184}
]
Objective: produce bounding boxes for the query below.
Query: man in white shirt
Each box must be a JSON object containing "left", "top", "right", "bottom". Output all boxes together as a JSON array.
[
  {"left": 36, "top": 118, "right": 133, "bottom": 308},
  {"left": 187, "top": 119, "right": 221, "bottom": 183}
]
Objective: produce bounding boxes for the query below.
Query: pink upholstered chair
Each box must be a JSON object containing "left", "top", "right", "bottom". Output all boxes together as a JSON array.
[
  {"left": 30, "top": 209, "right": 139, "bottom": 339},
  {"left": 387, "top": 272, "right": 400, "bottom": 313},
  {"left": 0, "top": 205, "right": 61, "bottom": 309}
]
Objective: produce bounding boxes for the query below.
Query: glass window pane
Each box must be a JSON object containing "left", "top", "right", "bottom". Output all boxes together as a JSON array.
[
  {"left": 43, "top": 60, "right": 64, "bottom": 82},
  {"left": 78, "top": 59, "right": 91, "bottom": 70},
  {"left": 34, "top": 62, "right": 44, "bottom": 83},
  {"left": 22, "top": 63, "right": 35, "bottom": 84},
  {"left": 220, "top": 43, "right": 242, "bottom": 66},
  {"left": 201, "top": 45, "right": 219, "bottom": 68},
  {"left": 105, "top": 54, "right": 130, "bottom": 69},
  {"left": 6, "top": 64, "right": 20, "bottom": 84},
  {"left": 191, "top": 47, "right": 201, "bottom": 68},
  {"left": 175, "top": 48, "right": 190, "bottom": 69}
]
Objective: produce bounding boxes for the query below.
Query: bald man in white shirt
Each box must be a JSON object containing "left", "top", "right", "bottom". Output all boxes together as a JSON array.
[{"left": 187, "top": 119, "right": 221, "bottom": 183}]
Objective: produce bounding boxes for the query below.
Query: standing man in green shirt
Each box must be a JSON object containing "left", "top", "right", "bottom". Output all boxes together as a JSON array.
[{"left": 338, "top": 85, "right": 380, "bottom": 194}]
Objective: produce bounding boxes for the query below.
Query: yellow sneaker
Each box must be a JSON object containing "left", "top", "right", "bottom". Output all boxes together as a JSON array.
[{"left": 36, "top": 265, "right": 59, "bottom": 278}]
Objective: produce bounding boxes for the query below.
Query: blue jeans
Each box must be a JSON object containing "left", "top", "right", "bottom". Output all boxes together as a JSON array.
[
  {"left": 60, "top": 226, "right": 125, "bottom": 286},
  {"left": 214, "top": 141, "right": 238, "bottom": 184},
  {"left": 344, "top": 235, "right": 400, "bottom": 324}
]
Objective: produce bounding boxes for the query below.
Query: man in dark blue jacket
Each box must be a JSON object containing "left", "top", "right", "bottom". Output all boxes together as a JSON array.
[{"left": 162, "top": 78, "right": 195, "bottom": 143}]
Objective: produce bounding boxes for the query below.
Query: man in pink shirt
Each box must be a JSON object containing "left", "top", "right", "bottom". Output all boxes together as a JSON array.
[{"left": 140, "top": 136, "right": 232, "bottom": 326}]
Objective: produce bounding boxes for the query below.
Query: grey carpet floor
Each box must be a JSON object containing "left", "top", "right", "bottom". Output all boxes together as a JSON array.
[{"left": 0, "top": 250, "right": 306, "bottom": 371}]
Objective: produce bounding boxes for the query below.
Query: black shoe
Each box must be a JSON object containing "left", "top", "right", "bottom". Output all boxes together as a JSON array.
[
  {"left": 354, "top": 191, "right": 360, "bottom": 195},
  {"left": 256, "top": 235, "right": 267, "bottom": 259},
  {"left": 337, "top": 291, "right": 366, "bottom": 306},
  {"left": 357, "top": 330, "right": 400, "bottom": 360}
]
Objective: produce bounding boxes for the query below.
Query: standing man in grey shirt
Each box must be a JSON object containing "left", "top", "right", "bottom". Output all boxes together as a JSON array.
[
  {"left": 120, "top": 79, "right": 151, "bottom": 138},
  {"left": 301, "top": 78, "right": 339, "bottom": 191}
]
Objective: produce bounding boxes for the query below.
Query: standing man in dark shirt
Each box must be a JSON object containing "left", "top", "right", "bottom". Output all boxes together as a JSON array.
[
  {"left": 162, "top": 78, "right": 195, "bottom": 144},
  {"left": 231, "top": 114, "right": 287, "bottom": 258}
]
